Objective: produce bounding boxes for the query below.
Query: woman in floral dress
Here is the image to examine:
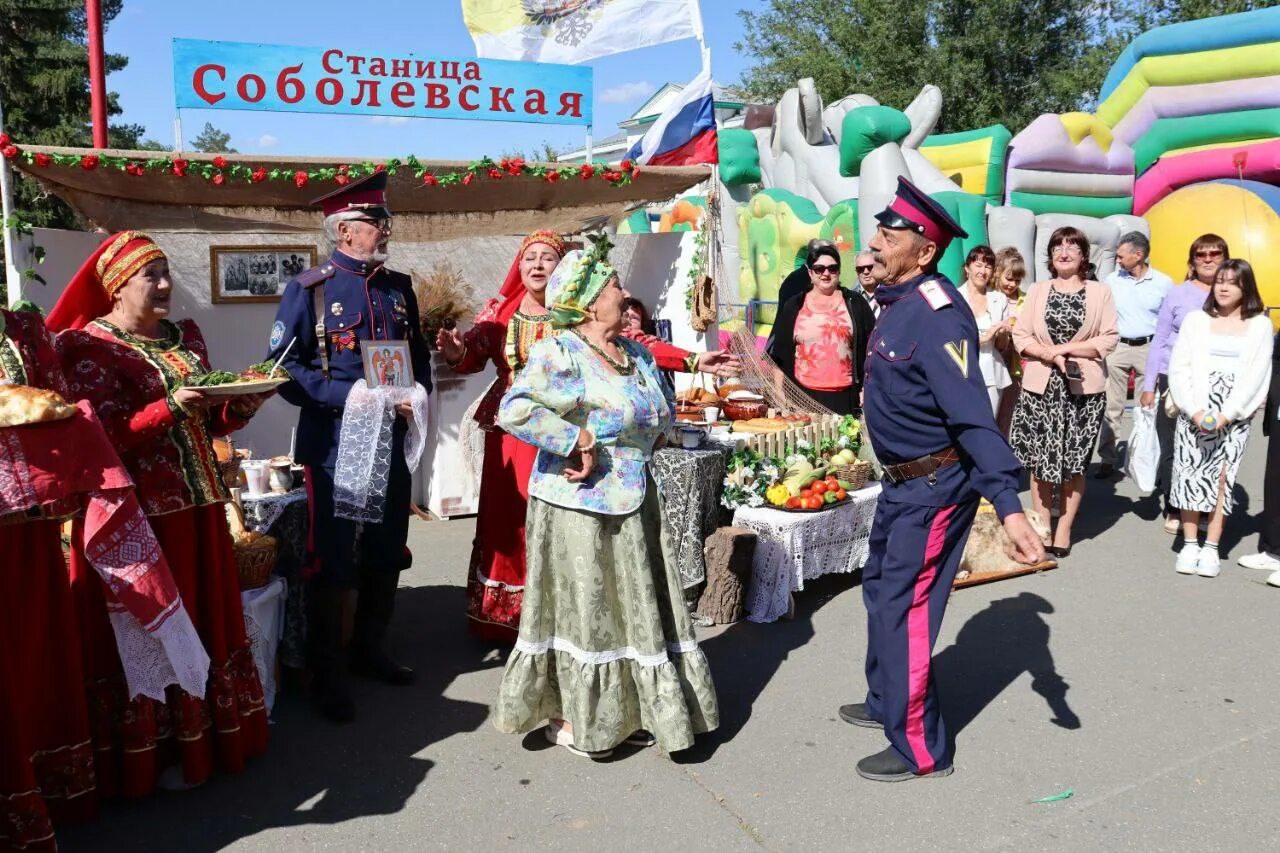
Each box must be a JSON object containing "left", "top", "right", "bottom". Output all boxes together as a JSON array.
[
  {"left": 48, "top": 231, "right": 270, "bottom": 796},
  {"left": 493, "top": 243, "right": 718, "bottom": 759},
  {"left": 437, "top": 232, "right": 737, "bottom": 641},
  {"left": 1010, "top": 227, "right": 1118, "bottom": 556}
]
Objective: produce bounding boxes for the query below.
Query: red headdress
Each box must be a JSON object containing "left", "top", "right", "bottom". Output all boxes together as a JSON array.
[
  {"left": 46, "top": 231, "right": 167, "bottom": 333},
  {"left": 493, "top": 230, "right": 568, "bottom": 327}
]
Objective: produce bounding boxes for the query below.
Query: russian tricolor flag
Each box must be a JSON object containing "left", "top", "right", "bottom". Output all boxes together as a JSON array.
[{"left": 625, "top": 68, "right": 719, "bottom": 167}]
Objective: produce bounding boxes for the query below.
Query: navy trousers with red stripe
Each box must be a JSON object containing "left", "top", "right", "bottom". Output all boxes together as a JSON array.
[{"left": 862, "top": 495, "right": 979, "bottom": 774}]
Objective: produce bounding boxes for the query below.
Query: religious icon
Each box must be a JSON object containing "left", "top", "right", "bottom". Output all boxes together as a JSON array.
[{"left": 361, "top": 340, "right": 414, "bottom": 389}]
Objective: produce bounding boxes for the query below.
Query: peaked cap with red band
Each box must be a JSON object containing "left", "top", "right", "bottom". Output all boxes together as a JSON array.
[
  {"left": 874, "top": 176, "right": 968, "bottom": 252},
  {"left": 47, "top": 231, "right": 167, "bottom": 333},
  {"left": 311, "top": 170, "right": 391, "bottom": 218}
]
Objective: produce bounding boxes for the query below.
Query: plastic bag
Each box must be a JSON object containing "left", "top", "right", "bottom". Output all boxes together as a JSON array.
[{"left": 1124, "top": 404, "right": 1160, "bottom": 493}]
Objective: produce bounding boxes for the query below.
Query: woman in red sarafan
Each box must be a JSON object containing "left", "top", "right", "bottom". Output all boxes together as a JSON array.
[
  {"left": 47, "top": 232, "right": 270, "bottom": 797},
  {"left": 0, "top": 308, "right": 95, "bottom": 852},
  {"left": 437, "top": 232, "right": 735, "bottom": 642}
]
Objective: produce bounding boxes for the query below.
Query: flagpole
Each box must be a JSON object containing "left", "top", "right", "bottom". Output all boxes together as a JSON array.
[
  {"left": 585, "top": 125, "right": 593, "bottom": 164},
  {"left": 0, "top": 94, "right": 22, "bottom": 307}
]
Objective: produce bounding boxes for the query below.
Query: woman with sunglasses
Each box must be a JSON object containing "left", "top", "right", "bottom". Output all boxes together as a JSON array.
[
  {"left": 766, "top": 243, "right": 876, "bottom": 415},
  {"left": 1142, "top": 234, "right": 1230, "bottom": 534}
]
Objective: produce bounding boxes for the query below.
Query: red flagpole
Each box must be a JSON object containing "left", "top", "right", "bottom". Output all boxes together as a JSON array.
[{"left": 86, "top": 0, "right": 108, "bottom": 148}]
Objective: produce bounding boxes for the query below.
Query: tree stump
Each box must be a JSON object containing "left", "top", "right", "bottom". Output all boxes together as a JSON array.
[{"left": 697, "top": 527, "right": 757, "bottom": 625}]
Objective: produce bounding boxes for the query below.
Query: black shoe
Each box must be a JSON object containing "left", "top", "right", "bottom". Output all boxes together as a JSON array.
[
  {"left": 312, "top": 677, "right": 355, "bottom": 724},
  {"left": 1047, "top": 545, "right": 1072, "bottom": 558},
  {"left": 838, "top": 703, "right": 884, "bottom": 729},
  {"left": 351, "top": 648, "right": 416, "bottom": 686},
  {"left": 1094, "top": 463, "right": 1115, "bottom": 479},
  {"left": 856, "top": 746, "right": 953, "bottom": 782}
]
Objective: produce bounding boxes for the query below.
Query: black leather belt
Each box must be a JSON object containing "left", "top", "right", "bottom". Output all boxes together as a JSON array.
[
  {"left": 882, "top": 447, "right": 960, "bottom": 485},
  {"left": 1119, "top": 335, "right": 1153, "bottom": 346}
]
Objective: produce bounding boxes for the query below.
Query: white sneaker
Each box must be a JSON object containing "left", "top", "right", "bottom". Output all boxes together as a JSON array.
[
  {"left": 1238, "top": 552, "right": 1280, "bottom": 572},
  {"left": 1267, "top": 569, "right": 1280, "bottom": 588},
  {"left": 1176, "top": 544, "right": 1201, "bottom": 574},
  {"left": 1196, "top": 548, "right": 1221, "bottom": 578}
]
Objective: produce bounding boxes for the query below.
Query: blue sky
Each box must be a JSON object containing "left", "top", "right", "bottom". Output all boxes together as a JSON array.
[{"left": 106, "top": 0, "right": 756, "bottom": 159}]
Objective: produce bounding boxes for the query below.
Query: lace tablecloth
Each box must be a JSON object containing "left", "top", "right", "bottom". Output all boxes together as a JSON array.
[
  {"left": 241, "top": 576, "right": 287, "bottom": 713},
  {"left": 650, "top": 446, "right": 730, "bottom": 589},
  {"left": 243, "top": 489, "right": 309, "bottom": 669},
  {"left": 733, "top": 484, "right": 881, "bottom": 623}
]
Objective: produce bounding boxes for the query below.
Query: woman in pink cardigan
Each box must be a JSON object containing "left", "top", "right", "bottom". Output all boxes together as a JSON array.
[{"left": 1010, "top": 227, "right": 1119, "bottom": 556}]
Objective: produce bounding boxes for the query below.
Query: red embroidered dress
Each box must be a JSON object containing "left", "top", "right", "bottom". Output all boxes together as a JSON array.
[
  {"left": 0, "top": 310, "right": 95, "bottom": 853},
  {"left": 56, "top": 318, "right": 268, "bottom": 797},
  {"left": 456, "top": 302, "right": 698, "bottom": 641}
]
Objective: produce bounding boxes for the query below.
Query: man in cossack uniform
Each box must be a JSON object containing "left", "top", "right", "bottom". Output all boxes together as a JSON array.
[
  {"left": 839, "top": 177, "right": 1045, "bottom": 780},
  {"left": 268, "top": 171, "right": 431, "bottom": 723}
]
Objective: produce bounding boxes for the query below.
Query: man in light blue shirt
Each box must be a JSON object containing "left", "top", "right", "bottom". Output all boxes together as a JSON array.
[{"left": 1096, "top": 231, "right": 1173, "bottom": 477}]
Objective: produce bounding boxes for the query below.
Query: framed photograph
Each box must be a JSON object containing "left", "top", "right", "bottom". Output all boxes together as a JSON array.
[
  {"left": 362, "top": 340, "right": 415, "bottom": 389},
  {"left": 210, "top": 245, "right": 317, "bottom": 304}
]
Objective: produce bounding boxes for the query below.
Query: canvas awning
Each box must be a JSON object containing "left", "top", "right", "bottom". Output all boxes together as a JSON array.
[{"left": 11, "top": 146, "right": 711, "bottom": 241}]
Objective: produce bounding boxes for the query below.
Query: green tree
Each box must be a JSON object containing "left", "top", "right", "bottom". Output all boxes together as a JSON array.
[
  {"left": 0, "top": 0, "right": 144, "bottom": 229},
  {"left": 190, "top": 121, "right": 236, "bottom": 153},
  {"left": 737, "top": 0, "right": 1124, "bottom": 132}
]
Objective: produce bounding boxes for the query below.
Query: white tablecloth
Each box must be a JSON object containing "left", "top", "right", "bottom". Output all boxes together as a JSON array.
[
  {"left": 732, "top": 484, "right": 881, "bottom": 623},
  {"left": 241, "top": 576, "right": 288, "bottom": 714}
]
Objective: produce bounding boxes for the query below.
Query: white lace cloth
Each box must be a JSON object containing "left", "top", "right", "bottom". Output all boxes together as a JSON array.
[
  {"left": 241, "top": 576, "right": 288, "bottom": 714},
  {"left": 242, "top": 488, "right": 307, "bottom": 533},
  {"left": 733, "top": 484, "right": 881, "bottom": 623},
  {"left": 334, "top": 381, "right": 429, "bottom": 522}
]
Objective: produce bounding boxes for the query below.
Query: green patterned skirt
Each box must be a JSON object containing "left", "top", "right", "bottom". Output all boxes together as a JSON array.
[{"left": 493, "top": 485, "right": 719, "bottom": 754}]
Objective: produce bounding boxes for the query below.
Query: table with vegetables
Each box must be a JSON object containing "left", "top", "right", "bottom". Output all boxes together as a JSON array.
[{"left": 720, "top": 415, "right": 881, "bottom": 623}]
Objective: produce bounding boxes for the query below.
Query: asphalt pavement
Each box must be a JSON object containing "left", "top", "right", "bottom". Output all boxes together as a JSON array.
[{"left": 59, "top": 417, "right": 1280, "bottom": 851}]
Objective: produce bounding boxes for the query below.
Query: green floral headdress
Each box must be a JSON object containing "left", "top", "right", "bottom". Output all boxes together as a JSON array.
[{"left": 546, "top": 234, "right": 617, "bottom": 329}]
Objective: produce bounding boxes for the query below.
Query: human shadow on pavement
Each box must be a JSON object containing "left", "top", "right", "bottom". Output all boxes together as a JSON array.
[
  {"left": 935, "top": 591, "right": 1080, "bottom": 756},
  {"left": 672, "top": 571, "right": 858, "bottom": 765},
  {"left": 57, "top": 583, "right": 491, "bottom": 853}
]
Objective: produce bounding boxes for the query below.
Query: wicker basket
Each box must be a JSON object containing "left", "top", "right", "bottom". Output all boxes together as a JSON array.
[
  {"left": 829, "top": 460, "right": 872, "bottom": 492},
  {"left": 226, "top": 502, "right": 277, "bottom": 590}
]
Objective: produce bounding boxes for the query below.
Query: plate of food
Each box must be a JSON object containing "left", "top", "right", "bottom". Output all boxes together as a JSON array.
[{"left": 181, "top": 361, "right": 290, "bottom": 397}]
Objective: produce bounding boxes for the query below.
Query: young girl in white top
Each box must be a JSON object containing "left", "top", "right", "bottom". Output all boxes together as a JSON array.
[
  {"left": 960, "top": 245, "right": 1012, "bottom": 415},
  {"left": 1167, "top": 259, "right": 1275, "bottom": 578}
]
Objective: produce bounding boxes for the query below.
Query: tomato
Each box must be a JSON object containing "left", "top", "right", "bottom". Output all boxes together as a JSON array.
[
  {"left": 811, "top": 481, "right": 828, "bottom": 495},
  {"left": 834, "top": 488, "right": 847, "bottom": 500},
  {"left": 807, "top": 497, "right": 823, "bottom": 510},
  {"left": 785, "top": 497, "right": 800, "bottom": 509},
  {"left": 824, "top": 477, "right": 840, "bottom": 490},
  {"left": 799, "top": 489, "right": 812, "bottom": 500}
]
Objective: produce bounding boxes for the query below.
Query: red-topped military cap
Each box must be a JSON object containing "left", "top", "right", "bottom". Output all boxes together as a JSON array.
[
  {"left": 874, "top": 176, "right": 967, "bottom": 251},
  {"left": 311, "top": 170, "right": 391, "bottom": 218}
]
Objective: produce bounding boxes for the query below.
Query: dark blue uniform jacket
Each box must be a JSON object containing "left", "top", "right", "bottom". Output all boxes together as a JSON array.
[
  {"left": 863, "top": 272, "right": 1022, "bottom": 519},
  {"left": 268, "top": 249, "right": 432, "bottom": 468}
]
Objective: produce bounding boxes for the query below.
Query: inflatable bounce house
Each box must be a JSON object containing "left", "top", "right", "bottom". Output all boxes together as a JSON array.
[{"left": 706, "top": 7, "right": 1280, "bottom": 339}]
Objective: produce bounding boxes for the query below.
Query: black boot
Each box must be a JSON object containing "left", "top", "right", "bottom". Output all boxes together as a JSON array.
[
  {"left": 307, "top": 583, "right": 355, "bottom": 723},
  {"left": 837, "top": 703, "right": 883, "bottom": 729},
  {"left": 856, "top": 746, "right": 953, "bottom": 782},
  {"left": 350, "top": 570, "right": 415, "bottom": 686}
]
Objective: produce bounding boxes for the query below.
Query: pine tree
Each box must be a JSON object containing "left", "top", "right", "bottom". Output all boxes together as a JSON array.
[
  {"left": 0, "top": 0, "right": 143, "bottom": 228},
  {"left": 190, "top": 121, "right": 236, "bottom": 153}
]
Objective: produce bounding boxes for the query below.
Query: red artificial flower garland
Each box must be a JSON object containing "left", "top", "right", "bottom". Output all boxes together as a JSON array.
[{"left": 2, "top": 141, "right": 654, "bottom": 191}]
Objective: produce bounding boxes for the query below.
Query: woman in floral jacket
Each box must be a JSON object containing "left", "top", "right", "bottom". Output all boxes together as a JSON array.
[
  {"left": 492, "top": 243, "right": 719, "bottom": 760},
  {"left": 437, "top": 231, "right": 737, "bottom": 641}
]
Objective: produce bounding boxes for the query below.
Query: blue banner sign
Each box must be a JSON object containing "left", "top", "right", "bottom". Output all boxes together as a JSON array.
[{"left": 172, "top": 38, "right": 592, "bottom": 126}]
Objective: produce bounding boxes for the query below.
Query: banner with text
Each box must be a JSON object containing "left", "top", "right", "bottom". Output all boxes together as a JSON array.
[{"left": 172, "top": 39, "right": 593, "bottom": 126}]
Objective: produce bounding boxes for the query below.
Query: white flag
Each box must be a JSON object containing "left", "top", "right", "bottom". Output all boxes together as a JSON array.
[{"left": 463, "top": 0, "right": 702, "bottom": 65}]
